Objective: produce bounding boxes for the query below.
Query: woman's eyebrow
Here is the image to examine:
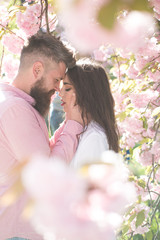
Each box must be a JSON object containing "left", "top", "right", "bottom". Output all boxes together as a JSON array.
[{"left": 63, "top": 82, "right": 72, "bottom": 85}]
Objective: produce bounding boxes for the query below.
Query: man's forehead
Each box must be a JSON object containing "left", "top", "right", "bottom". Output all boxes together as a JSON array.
[
  {"left": 57, "top": 61, "right": 67, "bottom": 78},
  {"left": 49, "top": 62, "right": 66, "bottom": 79}
]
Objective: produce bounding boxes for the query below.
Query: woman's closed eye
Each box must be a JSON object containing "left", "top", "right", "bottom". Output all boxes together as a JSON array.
[{"left": 65, "top": 88, "right": 72, "bottom": 92}]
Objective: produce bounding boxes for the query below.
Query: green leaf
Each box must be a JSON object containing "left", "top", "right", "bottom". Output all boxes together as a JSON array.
[
  {"left": 152, "top": 107, "right": 160, "bottom": 117},
  {"left": 137, "top": 179, "right": 146, "bottom": 189},
  {"left": 136, "top": 210, "right": 145, "bottom": 228},
  {"left": 133, "top": 234, "right": 144, "bottom": 240},
  {"left": 130, "top": 0, "right": 153, "bottom": 13},
  {"left": 145, "top": 231, "right": 153, "bottom": 240},
  {"left": 128, "top": 212, "right": 137, "bottom": 222},
  {"left": 97, "top": 0, "right": 120, "bottom": 30},
  {"left": 116, "top": 111, "right": 127, "bottom": 121},
  {"left": 122, "top": 224, "right": 130, "bottom": 234}
]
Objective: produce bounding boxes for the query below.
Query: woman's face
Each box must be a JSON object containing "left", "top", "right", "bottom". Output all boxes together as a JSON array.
[{"left": 59, "top": 74, "right": 75, "bottom": 113}]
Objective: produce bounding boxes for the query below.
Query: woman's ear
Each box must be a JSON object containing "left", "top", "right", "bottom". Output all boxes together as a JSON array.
[{"left": 33, "top": 61, "right": 44, "bottom": 80}]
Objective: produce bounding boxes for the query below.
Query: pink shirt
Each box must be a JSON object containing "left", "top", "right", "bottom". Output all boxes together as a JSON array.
[{"left": 0, "top": 83, "right": 82, "bottom": 239}]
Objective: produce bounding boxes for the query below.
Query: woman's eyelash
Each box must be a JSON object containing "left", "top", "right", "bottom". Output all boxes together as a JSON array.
[{"left": 65, "top": 88, "right": 71, "bottom": 92}]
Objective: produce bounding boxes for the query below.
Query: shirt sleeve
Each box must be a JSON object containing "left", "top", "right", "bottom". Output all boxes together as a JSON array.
[
  {"left": 1, "top": 100, "right": 50, "bottom": 161},
  {"left": 50, "top": 121, "right": 66, "bottom": 149},
  {"left": 50, "top": 120, "right": 83, "bottom": 163}
]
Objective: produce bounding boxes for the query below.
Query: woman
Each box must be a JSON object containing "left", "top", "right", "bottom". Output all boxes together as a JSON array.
[{"left": 58, "top": 58, "right": 119, "bottom": 168}]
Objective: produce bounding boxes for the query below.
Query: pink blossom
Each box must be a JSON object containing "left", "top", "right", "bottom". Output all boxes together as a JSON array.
[
  {"left": 0, "top": 6, "right": 9, "bottom": 27},
  {"left": 122, "top": 117, "right": 144, "bottom": 135},
  {"left": 129, "top": 204, "right": 150, "bottom": 235},
  {"left": 134, "top": 177, "right": 148, "bottom": 202},
  {"left": 155, "top": 167, "right": 160, "bottom": 181},
  {"left": 93, "top": 45, "right": 114, "bottom": 62},
  {"left": 2, "top": 55, "right": 19, "bottom": 80},
  {"left": 2, "top": 33, "right": 24, "bottom": 54},
  {"left": 127, "top": 137, "right": 138, "bottom": 148},
  {"left": 144, "top": 129, "right": 156, "bottom": 139},
  {"left": 127, "top": 64, "right": 139, "bottom": 79},
  {"left": 150, "top": 185, "right": 160, "bottom": 200},
  {"left": 93, "top": 49, "right": 107, "bottom": 62},
  {"left": 148, "top": 70, "right": 160, "bottom": 83},
  {"left": 112, "top": 91, "right": 126, "bottom": 112},
  {"left": 16, "top": 4, "right": 41, "bottom": 36},
  {"left": 138, "top": 151, "right": 153, "bottom": 166},
  {"left": 136, "top": 37, "right": 160, "bottom": 59},
  {"left": 135, "top": 56, "right": 150, "bottom": 72},
  {"left": 130, "top": 89, "right": 159, "bottom": 108}
]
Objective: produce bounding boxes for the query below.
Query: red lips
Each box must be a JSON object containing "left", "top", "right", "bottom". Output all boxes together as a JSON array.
[{"left": 61, "top": 100, "right": 65, "bottom": 106}]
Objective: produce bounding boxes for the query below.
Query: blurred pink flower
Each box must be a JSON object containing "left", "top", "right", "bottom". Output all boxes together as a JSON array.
[
  {"left": 149, "top": 0, "right": 160, "bottom": 14},
  {"left": 22, "top": 151, "right": 136, "bottom": 240},
  {"left": 58, "top": 0, "right": 155, "bottom": 53},
  {"left": 2, "top": 54, "right": 19, "bottom": 80}
]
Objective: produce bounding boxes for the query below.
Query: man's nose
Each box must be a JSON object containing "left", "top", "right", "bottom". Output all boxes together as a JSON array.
[
  {"left": 55, "top": 86, "right": 60, "bottom": 92},
  {"left": 54, "top": 82, "right": 60, "bottom": 92},
  {"left": 59, "top": 88, "right": 64, "bottom": 97}
]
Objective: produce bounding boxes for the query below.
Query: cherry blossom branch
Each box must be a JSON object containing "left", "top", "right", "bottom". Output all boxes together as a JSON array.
[
  {"left": 151, "top": 53, "right": 160, "bottom": 62},
  {"left": 151, "top": 195, "right": 160, "bottom": 224},
  {"left": 39, "top": 0, "right": 44, "bottom": 29},
  {"left": 41, "top": 15, "right": 57, "bottom": 30},
  {"left": 154, "top": 83, "right": 160, "bottom": 91},
  {"left": 0, "top": 24, "right": 24, "bottom": 41},
  {"left": 44, "top": 0, "right": 50, "bottom": 33},
  {"left": 152, "top": 122, "right": 160, "bottom": 156}
]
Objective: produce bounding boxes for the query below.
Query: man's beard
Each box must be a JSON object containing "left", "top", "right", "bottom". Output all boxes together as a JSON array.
[{"left": 30, "top": 77, "right": 56, "bottom": 117}]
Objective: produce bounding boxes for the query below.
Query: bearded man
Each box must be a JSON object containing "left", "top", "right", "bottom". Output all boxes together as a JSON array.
[{"left": 0, "top": 32, "right": 82, "bottom": 240}]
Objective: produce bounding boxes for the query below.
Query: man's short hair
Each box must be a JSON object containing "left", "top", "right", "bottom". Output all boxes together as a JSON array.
[{"left": 19, "top": 32, "right": 76, "bottom": 69}]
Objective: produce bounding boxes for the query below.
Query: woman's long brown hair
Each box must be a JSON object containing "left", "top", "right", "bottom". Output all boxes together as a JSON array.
[{"left": 67, "top": 59, "right": 119, "bottom": 153}]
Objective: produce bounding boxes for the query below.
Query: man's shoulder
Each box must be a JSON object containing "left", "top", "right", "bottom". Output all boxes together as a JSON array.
[
  {"left": 0, "top": 95, "right": 34, "bottom": 118},
  {"left": 0, "top": 94, "right": 30, "bottom": 107}
]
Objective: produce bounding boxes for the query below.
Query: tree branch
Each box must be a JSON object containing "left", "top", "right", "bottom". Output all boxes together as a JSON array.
[{"left": 44, "top": 0, "right": 50, "bottom": 33}]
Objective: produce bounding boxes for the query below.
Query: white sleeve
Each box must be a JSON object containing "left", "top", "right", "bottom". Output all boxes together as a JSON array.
[{"left": 71, "top": 133, "right": 109, "bottom": 168}]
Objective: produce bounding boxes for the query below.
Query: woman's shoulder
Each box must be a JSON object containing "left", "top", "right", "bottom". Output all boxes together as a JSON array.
[{"left": 83, "top": 121, "right": 106, "bottom": 137}]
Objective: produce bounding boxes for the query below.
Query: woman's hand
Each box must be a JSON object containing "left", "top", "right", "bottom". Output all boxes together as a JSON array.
[{"left": 65, "top": 93, "right": 83, "bottom": 125}]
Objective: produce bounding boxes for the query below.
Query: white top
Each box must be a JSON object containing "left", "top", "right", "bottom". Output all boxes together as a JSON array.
[{"left": 70, "top": 121, "right": 109, "bottom": 169}]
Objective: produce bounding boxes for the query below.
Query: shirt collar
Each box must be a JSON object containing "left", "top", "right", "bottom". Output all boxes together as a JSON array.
[{"left": 0, "top": 83, "right": 35, "bottom": 105}]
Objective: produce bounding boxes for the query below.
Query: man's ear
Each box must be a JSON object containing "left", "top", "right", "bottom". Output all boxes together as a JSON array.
[{"left": 33, "top": 61, "right": 44, "bottom": 80}]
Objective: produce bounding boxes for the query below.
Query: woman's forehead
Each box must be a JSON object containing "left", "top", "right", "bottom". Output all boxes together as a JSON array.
[{"left": 63, "top": 74, "right": 71, "bottom": 84}]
